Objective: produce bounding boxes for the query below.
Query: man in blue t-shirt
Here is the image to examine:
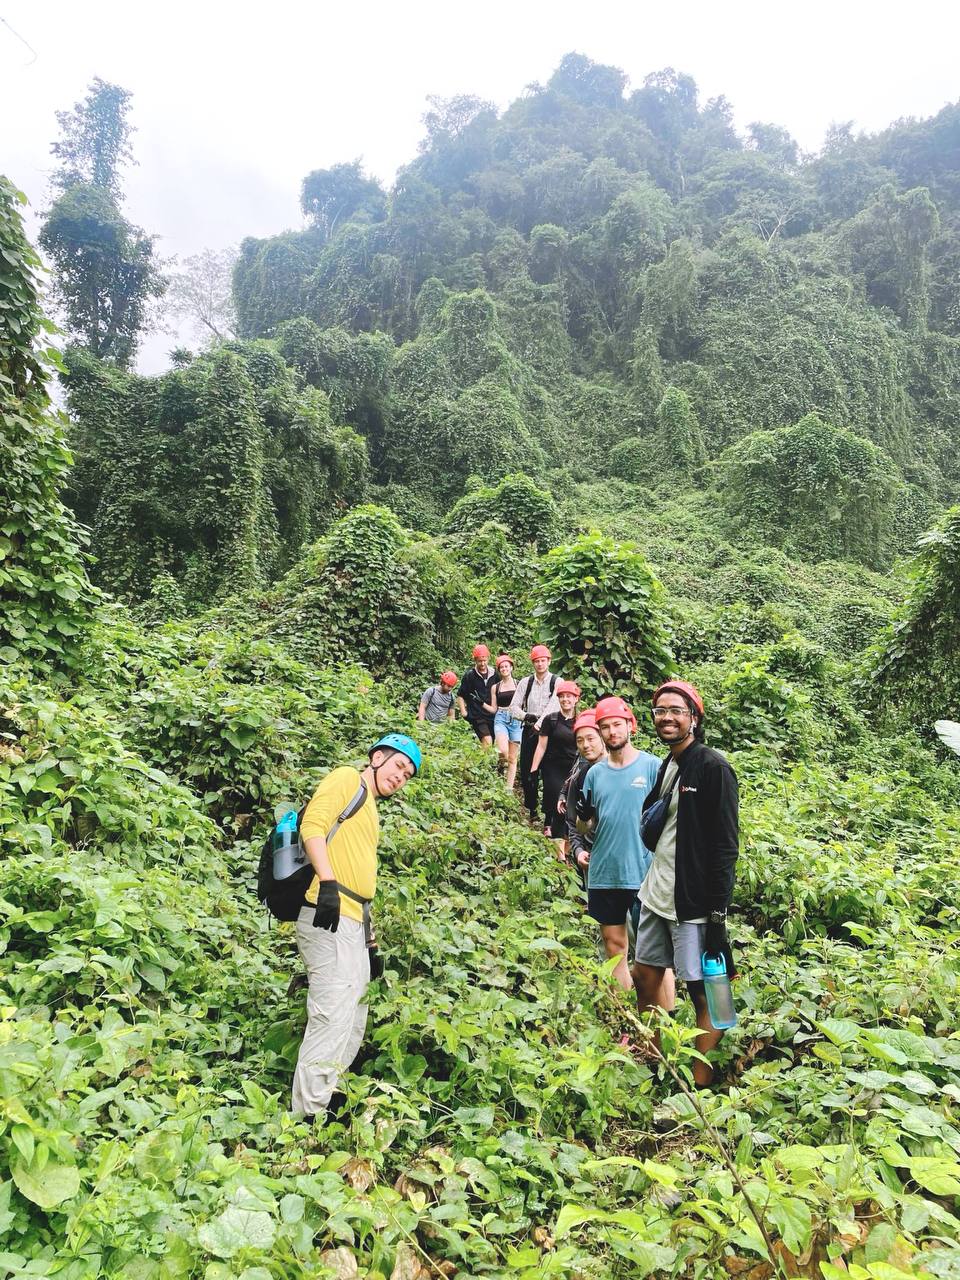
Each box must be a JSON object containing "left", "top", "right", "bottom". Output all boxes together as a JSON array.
[{"left": 579, "top": 696, "right": 660, "bottom": 992}]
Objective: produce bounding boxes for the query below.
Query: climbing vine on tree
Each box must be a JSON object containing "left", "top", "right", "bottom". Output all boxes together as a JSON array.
[
  {"left": 63, "top": 341, "right": 368, "bottom": 605},
  {"left": 865, "top": 504, "right": 960, "bottom": 718},
  {"left": 0, "top": 178, "right": 97, "bottom": 670},
  {"left": 716, "top": 414, "right": 902, "bottom": 568}
]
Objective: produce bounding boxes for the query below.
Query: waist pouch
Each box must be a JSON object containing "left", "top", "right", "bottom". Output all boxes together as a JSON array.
[{"left": 639, "top": 767, "right": 680, "bottom": 851}]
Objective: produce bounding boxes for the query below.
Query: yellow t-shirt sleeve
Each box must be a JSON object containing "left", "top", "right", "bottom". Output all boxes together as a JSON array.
[{"left": 300, "top": 766, "right": 359, "bottom": 843}]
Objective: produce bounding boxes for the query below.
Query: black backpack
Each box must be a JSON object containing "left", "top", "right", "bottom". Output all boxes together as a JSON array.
[{"left": 256, "top": 783, "right": 368, "bottom": 921}]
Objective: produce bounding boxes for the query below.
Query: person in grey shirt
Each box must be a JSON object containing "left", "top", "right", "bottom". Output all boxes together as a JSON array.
[
  {"left": 507, "top": 644, "right": 561, "bottom": 820},
  {"left": 417, "top": 671, "right": 457, "bottom": 723}
]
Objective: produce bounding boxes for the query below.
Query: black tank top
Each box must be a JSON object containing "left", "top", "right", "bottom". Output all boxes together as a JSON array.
[{"left": 495, "top": 680, "right": 515, "bottom": 708}]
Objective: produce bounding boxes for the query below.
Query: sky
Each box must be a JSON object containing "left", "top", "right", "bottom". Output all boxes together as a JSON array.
[{"left": 2, "top": 0, "right": 959, "bottom": 372}]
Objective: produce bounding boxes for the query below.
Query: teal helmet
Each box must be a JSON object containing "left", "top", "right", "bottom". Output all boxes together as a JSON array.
[{"left": 370, "top": 733, "right": 422, "bottom": 775}]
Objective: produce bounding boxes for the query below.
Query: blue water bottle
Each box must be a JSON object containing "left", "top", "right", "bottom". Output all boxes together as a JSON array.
[
  {"left": 702, "top": 953, "right": 738, "bottom": 1030},
  {"left": 272, "top": 805, "right": 304, "bottom": 881}
]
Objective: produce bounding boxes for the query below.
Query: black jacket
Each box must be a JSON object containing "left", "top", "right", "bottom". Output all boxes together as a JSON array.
[
  {"left": 564, "top": 755, "right": 595, "bottom": 860},
  {"left": 641, "top": 740, "right": 739, "bottom": 921},
  {"left": 458, "top": 668, "right": 497, "bottom": 721}
]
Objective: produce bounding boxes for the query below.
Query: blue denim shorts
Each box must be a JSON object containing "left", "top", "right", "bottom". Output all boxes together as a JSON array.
[{"left": 493, "top": 710, "right": 522, "bottom": 743}]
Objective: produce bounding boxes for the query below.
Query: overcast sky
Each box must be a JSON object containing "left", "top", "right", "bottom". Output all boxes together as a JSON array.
[{"left": 3, "top": 0, "right": 958, "bottom": 373}]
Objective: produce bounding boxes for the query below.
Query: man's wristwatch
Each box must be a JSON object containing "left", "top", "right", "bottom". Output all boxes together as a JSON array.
[{"left": 708, "top": 910, "right": 727, "bottom": 925}]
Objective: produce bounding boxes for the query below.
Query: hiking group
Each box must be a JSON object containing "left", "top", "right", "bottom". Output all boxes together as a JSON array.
[{"left": 264, "top": 642, "right": 738, "bottom": 1120}]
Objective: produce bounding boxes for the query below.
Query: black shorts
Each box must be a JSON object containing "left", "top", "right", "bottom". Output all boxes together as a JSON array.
[
  {"left": 469, "top": 717, "right": 494, "bottom": 741},
  {"left": 587, "top": 887, "right": 640, "bottom": 926}
]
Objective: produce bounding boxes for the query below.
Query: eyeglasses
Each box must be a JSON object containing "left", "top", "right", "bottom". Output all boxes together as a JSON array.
[{"left": 651, "top": 706, "right": 690, "bottom": 719}]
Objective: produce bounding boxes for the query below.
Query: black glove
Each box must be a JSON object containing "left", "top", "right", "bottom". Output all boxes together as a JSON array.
[
  {"left": 312, "top": 881, "right": 340, "bottom": 932},
  {"left": 704, "top": 918, "right": 737, "bottom": 979},
  {"left": 523, "top": 713, "right": 538, "bottom": 728},
  {"left": 368, "top": 946, "right": 384, "bottom": 981}
]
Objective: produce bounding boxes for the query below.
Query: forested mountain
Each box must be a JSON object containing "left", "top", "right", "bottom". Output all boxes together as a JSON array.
[
  {"left": 5, "top": 58, "right": 960, "bottom": 1280},
  {"left": 62, "top": 54, "right": 960, "bottom": 602}
]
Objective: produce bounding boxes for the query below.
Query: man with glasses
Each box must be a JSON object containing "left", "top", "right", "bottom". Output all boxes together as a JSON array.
[{"left": 633, "top": 681, "right": 739, "bottom": 1087}]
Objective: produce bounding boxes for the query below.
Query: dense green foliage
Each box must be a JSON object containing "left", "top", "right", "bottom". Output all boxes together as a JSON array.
[
  {"left": 865, "top": 504, "right": 960, "bottom": 718},
  {"left": 0, "top": 178, "right": 97, "bottom": 670},
  {"left": 5, "top": 54, "right": 960, "bottom": 1280},
  {"left": 445, "top": 473, "right": 562, "bottom": 549},
  {"left": 58, "top": 56, "right": 960, "bottom": 601},
  {"left": 63, "top": 342, "right": 368, "bottom": 604},
  {"left": 715, "top": 413, "right": 908, "bottom": 568},
  {"left": 226, "top": 58, "right": 960, "bottom": 496},
  {"left": 535, "top": 532, "right": 674, "bottom": 700}
]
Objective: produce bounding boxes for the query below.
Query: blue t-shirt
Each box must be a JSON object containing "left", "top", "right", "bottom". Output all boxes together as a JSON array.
[{"left": 580, "top": 752, "right": 661, "bottom": 889}]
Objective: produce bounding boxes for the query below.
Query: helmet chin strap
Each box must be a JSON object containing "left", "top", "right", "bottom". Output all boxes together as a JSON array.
[
  {"left": 369, "top": 748, "right": 397, "bottom": 797},
  {"left": 368, "top": 747, "right": 401, "bottom": 793}
]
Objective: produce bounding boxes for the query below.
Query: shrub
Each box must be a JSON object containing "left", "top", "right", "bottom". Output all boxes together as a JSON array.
[
  {"left": 654, "top": 385, "right": 706, "bottom": 476},
  {"left": 445, "top": 472, "right": 562, "bottom": 549},
  {"left": 534, "top": 531, "right": 674, "bottom": 700},
  {"left": 711, "top": 657, "right": 816, "bottom": 757},
  {"left": 258, "top": 504, "right": 452, "bottom": 675},
  {"left": 864, "top": 503, "right": 960, "bottom": 719},
  {"left": 606, "top": 436, "right": 649, "bottom": 483}
]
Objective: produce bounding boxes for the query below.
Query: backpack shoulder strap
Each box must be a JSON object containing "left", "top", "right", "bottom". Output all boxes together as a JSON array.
[
  {"left": 652, "top": 756, "right": 680, "bottom": 803},
  {"left": 549, "top": 674, "right": 557, "bottom": 694},
  {"left": 521, "top": 674, "right": 536, "bottom": 711},
  {"left": 309, "top": 781, "right": 368, "bottom": 847}
]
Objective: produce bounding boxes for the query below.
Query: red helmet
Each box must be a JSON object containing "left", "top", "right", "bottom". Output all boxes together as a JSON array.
[
  {"left": 573, "top": 710, "right": 598, "bottom": 735},
  {"left": 494, "top": 653, "right": 513, "bottom": 671},
  {"left": 594, "top": 696, "right": 637, "bottom": 731},
  {"left": 529, "top": 644, "right": 551, "bottom": 661},
  {"left": 440, "top": 670, "right": 457, "bottom": 687},
  {"left": 556, "top": 679, "right": 581, "bottom": 697},
  {"left": 472, "top": 644, "right": 490, "bottom": 661},
  {"left": 653, "top": 680, "right": 704, "bottom": 716}
]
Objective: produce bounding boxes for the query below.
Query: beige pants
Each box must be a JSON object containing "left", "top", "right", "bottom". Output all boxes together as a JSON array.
[{"left": 291, "top": 908, "right": 369, "bottom": 1117}]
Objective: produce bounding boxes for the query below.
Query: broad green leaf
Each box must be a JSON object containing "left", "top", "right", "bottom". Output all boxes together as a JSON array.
[
  {"left": 816, "top": 1018, "right": 861, "bottom": 1046},
  {"left": 769, "top": 1194, "right": 812, "bottom": 1254},
  {"left": 775, "top": 1144, "right": 823, "bottom": 1172},
  {"left": 10, "top": 1158, "right": 80, "bottom": 1208},
  {"left": 554, "top": 1203, "right": 608, "bottom": 1237},
  {"left": 907, "top": 1156, "right": 960, "bottom": 1196},
  {"left": 197, "top": 1204, "right": 277, "bottom": 1258},
  {"left": 0, "top": 1181, "right": 15, "bottom": 1235}
]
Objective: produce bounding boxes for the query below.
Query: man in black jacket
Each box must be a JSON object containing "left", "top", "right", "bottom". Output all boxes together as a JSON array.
[
  {"left": 632, "top": 680, "right": 738, "bottom": 1087},
  {"left": 457, "top": 645, "right": 497, "bottom": 746}
]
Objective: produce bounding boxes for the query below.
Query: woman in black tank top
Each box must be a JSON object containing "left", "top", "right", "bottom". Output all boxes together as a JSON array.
[
  {"left": 484, "top": 654, "right": 520, "bottom": 789},
  {"left": 530, "top": 680, "right": 581, "bottom": 848}
]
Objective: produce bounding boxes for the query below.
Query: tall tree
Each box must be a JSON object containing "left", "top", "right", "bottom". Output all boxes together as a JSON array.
[
  {"left": 49, "top": 77, "right": 135, "bottom": 196},
  {"left": 299, "top": 161, "right": 386, "bottom": 243},
  {"left": 39, "top": 78, "right": 165, "bottom": 366}
]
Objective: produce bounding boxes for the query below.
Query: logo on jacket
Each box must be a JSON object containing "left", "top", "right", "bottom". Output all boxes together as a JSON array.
[{"left": 680, "top": 785, "right": 697, "bottom": 793}]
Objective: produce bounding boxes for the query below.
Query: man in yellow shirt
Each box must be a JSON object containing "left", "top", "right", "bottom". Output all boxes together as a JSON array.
[{"left": 292, "top": 732, "right": 421, "bottom": 1119}]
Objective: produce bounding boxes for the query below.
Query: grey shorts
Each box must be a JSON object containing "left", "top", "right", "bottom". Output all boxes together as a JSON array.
[{"left": 633, "top": 903, "right": 707, "bottom": 982}]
